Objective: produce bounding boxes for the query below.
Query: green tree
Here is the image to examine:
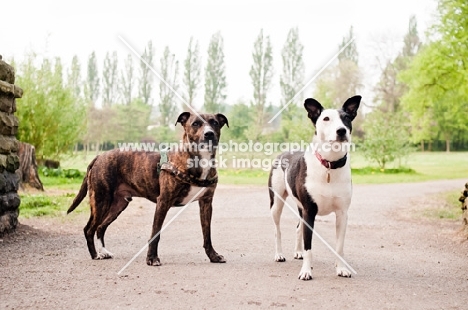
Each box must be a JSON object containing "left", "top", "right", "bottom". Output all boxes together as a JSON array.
[
  {"left": 139, "top": 40, "right": 155, "bottom": 105},
  {"left": 183, "top": 37, "right": 202, "bottom": 109},
  {"left": 249, "top": 29, "right": 274, "bottom": 141},
  {"left": 67, "top": 55, "right": 82, "bottom": 98},
  {"left": 102, "top": 51, "right": 119, "bottom": 107},
  {"left": 312, "top": 73, "right": 335, "bottom": 109},
  {"left": 280, "top": 27, "right": 305, "bottom": 139},
  {"left": 120, "top": 54, "right": 134, "bottom": 105},
  {"left": 159, "top": 46, "right": 179, "bottom": 126},
  {"left": 204, "top": 32, "right": 227, "bottom": 113},
  {"left": 222, "top": 100, "right": 253, "bottom": 141},
  {"left": 16, "top": 54, "right": 85, "bottom": 160},
  {"left": 400, "top": 42, "right": 468, "bottom": 152},
  {"left": 84, "top": 51, "right": 100, "bottom": 106},
  {"left": 84, "top": 106, "right": 115, "bottom": 154},
  {"left": 113, "top": 98, "right": 152, "bottom": 142},
  {"left": 400, "top": 0, "right": 468, "bottom": 152},
  {"left": 360, "top": 109, "right": 413, "bottom": 169}
]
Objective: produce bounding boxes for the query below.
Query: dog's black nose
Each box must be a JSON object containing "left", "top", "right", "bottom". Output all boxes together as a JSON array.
[
  {"left": 204, "top": 131, "right": 215, "bottom": 139},
  {"left": 336, "top": 128, "right": 347, "bottom": 136}
]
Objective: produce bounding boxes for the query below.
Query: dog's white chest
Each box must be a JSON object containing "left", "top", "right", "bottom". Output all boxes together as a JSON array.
[
  {"left": 303, "top": 152, "right": 352, "bottom": 216},
  {"left": 179, "top": 186, "right": 203, "bottom": 205},
  {"left": 199, "top": 151, "right": 212, "bottom": 180}
]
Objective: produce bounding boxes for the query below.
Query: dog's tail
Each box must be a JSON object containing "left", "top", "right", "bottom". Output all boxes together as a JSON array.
[{"left": 67, "top": 156, "right": 98, "bottom": 214}]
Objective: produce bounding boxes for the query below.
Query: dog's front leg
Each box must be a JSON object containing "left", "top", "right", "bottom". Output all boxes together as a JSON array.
[
  {"left": 298, "top": 209, "right": 317, "bottom": 280},
  {"left": 199, "top": 195, "right": 226, "bottom": 263},
  {"left": 335, "top": 210, "right": 351, "bottom": 277},
  {"left": 146, "top": 196, "right": 172, "bottom": 266}
]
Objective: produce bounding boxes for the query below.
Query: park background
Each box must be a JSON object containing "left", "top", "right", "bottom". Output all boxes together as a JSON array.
[{"left": 1, "top": 0, "right": 467, "bottom": 217}]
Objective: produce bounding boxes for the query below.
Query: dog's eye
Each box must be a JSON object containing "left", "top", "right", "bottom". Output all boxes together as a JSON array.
[
  {"left": 323, "top": 117, "right": 330, "bottom": 121},
  {"left": 192, "top": 121, "right": 201, "bottom": 127},
  {"left": 210, "top": 120, "right": 219, "bottom": 127}
]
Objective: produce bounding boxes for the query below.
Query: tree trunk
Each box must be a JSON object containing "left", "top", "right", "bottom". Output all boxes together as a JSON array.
[
  {"left": 446, "top": 139, "right": 451, "bottom": 152},
  {"left": 84, "top": 141, "right": 89, "bottom": 159},
  {"left": 18, "top": 142, "right": 44, "bottom": 190},
  {"left": 420, "top": 140, "right": 425, "bottom": 152},
  {"left": 460, "top": 183, "right": 468, "bottom": 235}
]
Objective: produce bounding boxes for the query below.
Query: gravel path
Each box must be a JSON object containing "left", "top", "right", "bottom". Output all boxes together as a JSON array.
[{"left": 1, "top": 179, "right": 468, "bottom": 309}]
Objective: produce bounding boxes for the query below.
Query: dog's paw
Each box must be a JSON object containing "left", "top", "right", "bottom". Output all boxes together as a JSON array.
[
  {"left": 209, "top": 253, "right": 226, "bottom": 263},
  {"left": 146, "top": 256, "right": 161, "bottom": 266},
  {"left": 336, "top": 266, "right": 352, "bottom": 278},
  {"left": 95, "top": 250, "right": 114, "bottom": 260},
  {"left": 293, "top": 251, "right": 303, "bottom": 260},
  {"left": 298, "top": 269, "right": 313, "bottom": 281},
  {"left": 274, "top": 253, "right": 286, "bottom": 262}
]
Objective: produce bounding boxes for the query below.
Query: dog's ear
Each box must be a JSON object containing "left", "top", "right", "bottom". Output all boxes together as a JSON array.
[
  {"left": 342, "top": 95, "right": 361, "bottom": 121},
  {"left": 175, "top": 112, "right": 191, "bottom": 126},
  {"left": 304, "top": 98, "right": 324, "bottom": 124},
  {"left": 216, "top": 113, "right": 229, "bottom": 128}
]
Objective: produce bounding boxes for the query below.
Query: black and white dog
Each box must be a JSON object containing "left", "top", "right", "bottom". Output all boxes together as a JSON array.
[{"left": 268, "top": 95, "right": 361, "bottom": 280}]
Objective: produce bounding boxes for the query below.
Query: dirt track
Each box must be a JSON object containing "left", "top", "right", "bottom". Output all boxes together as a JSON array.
[{"left": 1, "top": 179, "right": 468, "bottom": 309}]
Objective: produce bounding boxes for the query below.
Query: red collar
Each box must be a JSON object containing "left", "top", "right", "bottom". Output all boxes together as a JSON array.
[{"left": 315, "top": 152, "right": 348, "bottom": 169}]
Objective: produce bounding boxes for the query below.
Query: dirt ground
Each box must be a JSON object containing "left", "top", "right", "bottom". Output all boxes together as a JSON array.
[{"left": 1, "top": 179, "right": 468, "bottom": 309}]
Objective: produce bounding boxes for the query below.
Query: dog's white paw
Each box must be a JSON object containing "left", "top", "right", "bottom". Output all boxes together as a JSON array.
[
  {"left": 275, "top": 253, "right": 286, "bottom": 262},
  {"left": 294, "top": 251, "right": 303, "bottom": 260},
  {"left": 336, "top": 266, "right": 352, "bottom": 278},
  {"left": 96, "top": 249, "right": 114, "bottom": 260},
  {"left": 298, "top": 268, "right": 313, "bottom": 281}
]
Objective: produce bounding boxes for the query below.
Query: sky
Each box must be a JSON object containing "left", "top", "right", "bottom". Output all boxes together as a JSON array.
[{"left": 2, "top": 0, "right": 438, "bottom": 110}]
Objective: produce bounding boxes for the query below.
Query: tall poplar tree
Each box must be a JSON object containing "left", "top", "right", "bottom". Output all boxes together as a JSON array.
[
  {"left": 183, "top": 37, "right": 202, "bottom": 109},
  {"left": 250, "top": 29, "right": 274, "bottom": 140},
  {"left": 204, "top": 32, "right": 227, "bottom": 113}
]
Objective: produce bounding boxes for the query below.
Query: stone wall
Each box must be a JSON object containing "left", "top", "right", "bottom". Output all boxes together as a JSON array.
[{"left": 0, "top": 55, "right": 22, "bottom": 235}]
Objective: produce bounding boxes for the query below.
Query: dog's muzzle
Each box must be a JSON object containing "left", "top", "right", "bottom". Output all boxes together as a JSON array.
[
  {"left": 201, "top": 130, "right": 219, "bottom": 147},
  {"left": 204, "top": 131, "right": 215, "bottom": 140},
  {"left": 336, "top": 127, "right": 348, "bottom": 142},
  {"left": 197, "top": 136, "right": 218, "bottom": 153}
]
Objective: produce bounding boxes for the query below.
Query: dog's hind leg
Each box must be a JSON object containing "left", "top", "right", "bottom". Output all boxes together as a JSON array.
[
  {"left": 82, "top": 188, "right": 100, "bottom": 259},
  {"left": 96, "top": 228, "right": 113, "bottom": 259},
  {"left": 84, "top": 212, "right": 98, "bottom": 259},
  {"left": 335, "top": 210, "right": 351, "bottom": 277},
  {"left": 95, "top": 193, "right": 132, "bottom": 259},
  {"left": 270, "top": 189, "right": 287, "bottom": 262},
  {"left": 294, "top": 208, "right": 304, "bottom": 259},
  {"left": 269, "top": 167, "right": 287, "bottom": 262}
]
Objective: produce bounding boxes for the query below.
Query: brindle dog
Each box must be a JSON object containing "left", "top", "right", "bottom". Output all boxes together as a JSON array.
[{"left": 67, "top": 112, "right": 228, "bottom": 266}]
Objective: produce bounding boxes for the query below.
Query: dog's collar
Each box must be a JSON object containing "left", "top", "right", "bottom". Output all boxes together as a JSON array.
[
  {"left": 315, "top": 152, "right": 348, "bottom": 170},
  {"left": 157, "top": 151, "right": 218, "bottom": 187},
  {"left": 315, "top": 152, "right": 347, "bottom": 183}
]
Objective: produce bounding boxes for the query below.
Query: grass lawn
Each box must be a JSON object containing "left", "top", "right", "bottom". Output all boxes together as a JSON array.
[
  {"left": 427, "top": 190, "right": 464, "bottom": 220},
  {"left": 412, "top": 189, "right": 464, "bottom": 221},
  {"left": 19, "top": 193, "right": 88, "bottom": 218},
  {"left": 350, "top": 152, "right": 468, "bottom": 184}
]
